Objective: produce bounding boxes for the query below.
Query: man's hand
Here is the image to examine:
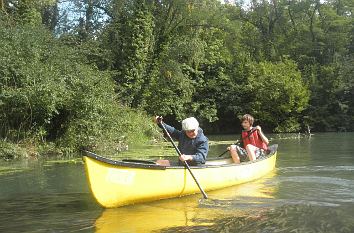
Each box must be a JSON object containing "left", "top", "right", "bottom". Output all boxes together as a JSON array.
[
  {"left": 153, "top": 116, "right": 163, "bottom": 124},
  {"left": 179, "top": 154, "right": 193, "bottom": 162}
]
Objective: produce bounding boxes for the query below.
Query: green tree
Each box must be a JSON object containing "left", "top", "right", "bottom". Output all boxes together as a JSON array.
[
  {"left": 0, "top": 24, "right": 155, "bottom": 154},
  {"left": 242, "top": 60, "right": 310, "bottom": 132},
  {"left": 110, "top": 0, "right": 154, "bottom": 107}
]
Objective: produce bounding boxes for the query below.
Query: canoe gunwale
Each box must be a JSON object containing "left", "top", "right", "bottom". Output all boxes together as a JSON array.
[
  {"left": 83, "top": 150, "right": 167, "bottom": 170},
  {"left": 166, "top": 149, "right": 277, "bottom": 169},
  {"left": 83, "top": 144, "right": 278, "bottom": 170}
]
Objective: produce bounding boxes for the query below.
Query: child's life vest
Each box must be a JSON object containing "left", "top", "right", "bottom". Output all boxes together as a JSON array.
[{"left": 242, "top": 128, "right": 268, "bottom": 151}]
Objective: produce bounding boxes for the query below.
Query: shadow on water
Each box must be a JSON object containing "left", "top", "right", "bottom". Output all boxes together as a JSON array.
[{"left": 0, "top": 193, "right": 102, "bottom": 233}]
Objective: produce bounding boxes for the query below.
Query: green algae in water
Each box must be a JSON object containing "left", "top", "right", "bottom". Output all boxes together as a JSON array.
[
  {"left": 44, "top": 158, "right": 83, "bottom": 165},
  {"left": 0, "top": 167, "right": 28, "bottom": 175}
]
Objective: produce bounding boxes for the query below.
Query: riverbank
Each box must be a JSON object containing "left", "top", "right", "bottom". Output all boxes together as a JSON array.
[
  {"left": 0, "top": 137, "right": 156, "bottom": 161},
  {"left": 0, "top": 131, "right": 347, "bottom": 161},
  {"left": 0, "top": 116, "right": 161, "bottom": 161}
]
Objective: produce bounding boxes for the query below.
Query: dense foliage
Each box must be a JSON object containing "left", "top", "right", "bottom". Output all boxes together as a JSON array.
[
  {"left": 0, "top": 19, "right": 156, "bottom": 157},
  {"left": 0, "top": 0, "right": 353, "bottom": 157}
]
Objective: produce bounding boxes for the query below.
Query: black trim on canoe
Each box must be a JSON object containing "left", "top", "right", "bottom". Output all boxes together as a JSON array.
[
  {"left": 83, "top": 144, "right": 278, "bottom": 170},
  {"left": 83, "top": 151, "right": 167, "bottom": 170}
]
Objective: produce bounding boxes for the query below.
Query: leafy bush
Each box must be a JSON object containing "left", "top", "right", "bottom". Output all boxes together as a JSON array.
[
  {"left": 243, "top": 60, "right": 310, "bottom": 132},
  {"left": 0, "top": 140, "right": 27, "bottom": 160},
  {"left": 0, "top": 24, "right": 156, "bottom": 156}
]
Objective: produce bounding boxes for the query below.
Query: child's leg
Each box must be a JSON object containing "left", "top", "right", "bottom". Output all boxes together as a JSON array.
[
  {"left": 245, "top": 144, "right": 258, "bottom": 161},
  {"left": 229, "top": 145, "right": 240, "bottom": 164}
]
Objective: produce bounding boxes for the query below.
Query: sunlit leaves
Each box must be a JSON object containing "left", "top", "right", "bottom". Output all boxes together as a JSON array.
[{"left": 244, "top": 60, "right": 310, "bottom": 131}]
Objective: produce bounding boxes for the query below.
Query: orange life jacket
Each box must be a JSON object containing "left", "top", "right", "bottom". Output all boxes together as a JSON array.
[{"left": 242, "top": 128, "right": 268, "bottom": 151}]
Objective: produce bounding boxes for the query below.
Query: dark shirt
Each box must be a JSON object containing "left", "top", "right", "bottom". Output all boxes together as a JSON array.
[{"left": 160, "top": 122, "right": 209, "bottom": 165}]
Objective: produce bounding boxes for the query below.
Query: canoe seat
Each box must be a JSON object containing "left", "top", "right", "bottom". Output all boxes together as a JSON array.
[{"left": 205, "top": 158, "right": 234, "bottom": 166}]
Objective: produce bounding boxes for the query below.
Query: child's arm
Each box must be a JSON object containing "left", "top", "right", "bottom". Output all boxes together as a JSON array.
[{"left": 256, "top": 126, "right": 269, "bottom": 145}]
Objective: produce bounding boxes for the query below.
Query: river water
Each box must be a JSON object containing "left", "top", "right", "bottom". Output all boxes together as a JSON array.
[{"left": 0, "top": 133, "right": 353, "bottom": 232}]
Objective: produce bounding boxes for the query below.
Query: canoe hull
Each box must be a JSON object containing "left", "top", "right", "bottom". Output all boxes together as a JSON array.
[{"left": 83, "top": 150, "right": 277, "bottom": 208}]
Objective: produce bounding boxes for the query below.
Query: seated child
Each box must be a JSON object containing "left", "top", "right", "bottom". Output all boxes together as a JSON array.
[{"left": 228, "top": 114, "right": 269, "bottom": 163}]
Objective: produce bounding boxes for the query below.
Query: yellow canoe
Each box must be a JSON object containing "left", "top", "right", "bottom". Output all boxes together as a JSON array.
[{"left": 83, "top": 145, "right": 278, "bottom": 208}]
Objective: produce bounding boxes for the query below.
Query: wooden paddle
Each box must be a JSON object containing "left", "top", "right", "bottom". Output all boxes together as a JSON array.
[{"left": 157, "top": 117, "right": 208, "bottom": 199}]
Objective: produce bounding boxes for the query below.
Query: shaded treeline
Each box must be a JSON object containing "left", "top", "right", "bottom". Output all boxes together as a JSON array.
[{"left": 0, "top": 0, "right": 353, "bottom": 156}]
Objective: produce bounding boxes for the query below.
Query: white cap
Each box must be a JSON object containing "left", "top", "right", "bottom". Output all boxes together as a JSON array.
[{"left": 182, "top": 117, "right": 199, "bottom": 131}]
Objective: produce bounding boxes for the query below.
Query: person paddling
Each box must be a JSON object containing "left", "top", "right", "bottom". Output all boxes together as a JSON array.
[
  {"left": 154, "top": 116, "right": 209, "bottom": 166},
  {"left": 228, "top": 114, "right": 269, "bottom": 164}
]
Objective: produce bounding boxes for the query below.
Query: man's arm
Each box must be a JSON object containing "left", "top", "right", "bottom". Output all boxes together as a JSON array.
[
  {"left": 159, "top": 122, "right": 182, "bottom": 141},
  {"left": 154, "top": 116, "right": 182, "bottom": 140},
  {"left": 192, "top": 139, "right": 209, "bottom": 164}
]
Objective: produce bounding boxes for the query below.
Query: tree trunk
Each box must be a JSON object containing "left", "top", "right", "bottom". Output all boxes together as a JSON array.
[
  {"left": 85, "top": 0, "right": 94, "bottom": 35},
  {"left": 42, "top": 1, "right": 59, "bottom": 32}
]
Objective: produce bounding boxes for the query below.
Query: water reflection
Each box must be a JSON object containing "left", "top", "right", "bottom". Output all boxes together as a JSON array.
[
  {"left": 162, "top": 204, "right": 354, "bottom": 233},
  {"left": 94, "top": 173, "right": 277, "bottom": 233},
  {"left": 1, "top": 133, "right": 354, "bottom": 232}
]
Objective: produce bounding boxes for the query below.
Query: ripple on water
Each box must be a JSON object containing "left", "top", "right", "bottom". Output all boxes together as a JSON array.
[
  {"left": 278, "top": 165, "right": 354, "bottom": 172},
  {"left": 160, "top": 204, "right": 354, "bottom": 233},
  {"left": 276, "top": 175, "right": 354, "bottom": 205},
  {"left": 279, "top": 175, "right": 354, "bottom": 187},
  {"left": 0, "top": 193, "right": 101, "bottom": 233}
]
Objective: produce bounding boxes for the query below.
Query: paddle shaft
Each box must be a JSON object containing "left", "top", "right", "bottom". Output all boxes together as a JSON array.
[
  {"left": 158, "top": 120, "right": 208, "bottom": 199},
  {"left": 217, "top": 140, "right": 239, "bottom": 157},
  {"left": 217, "top": 127, "right": 258, "bottom": 158}
]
